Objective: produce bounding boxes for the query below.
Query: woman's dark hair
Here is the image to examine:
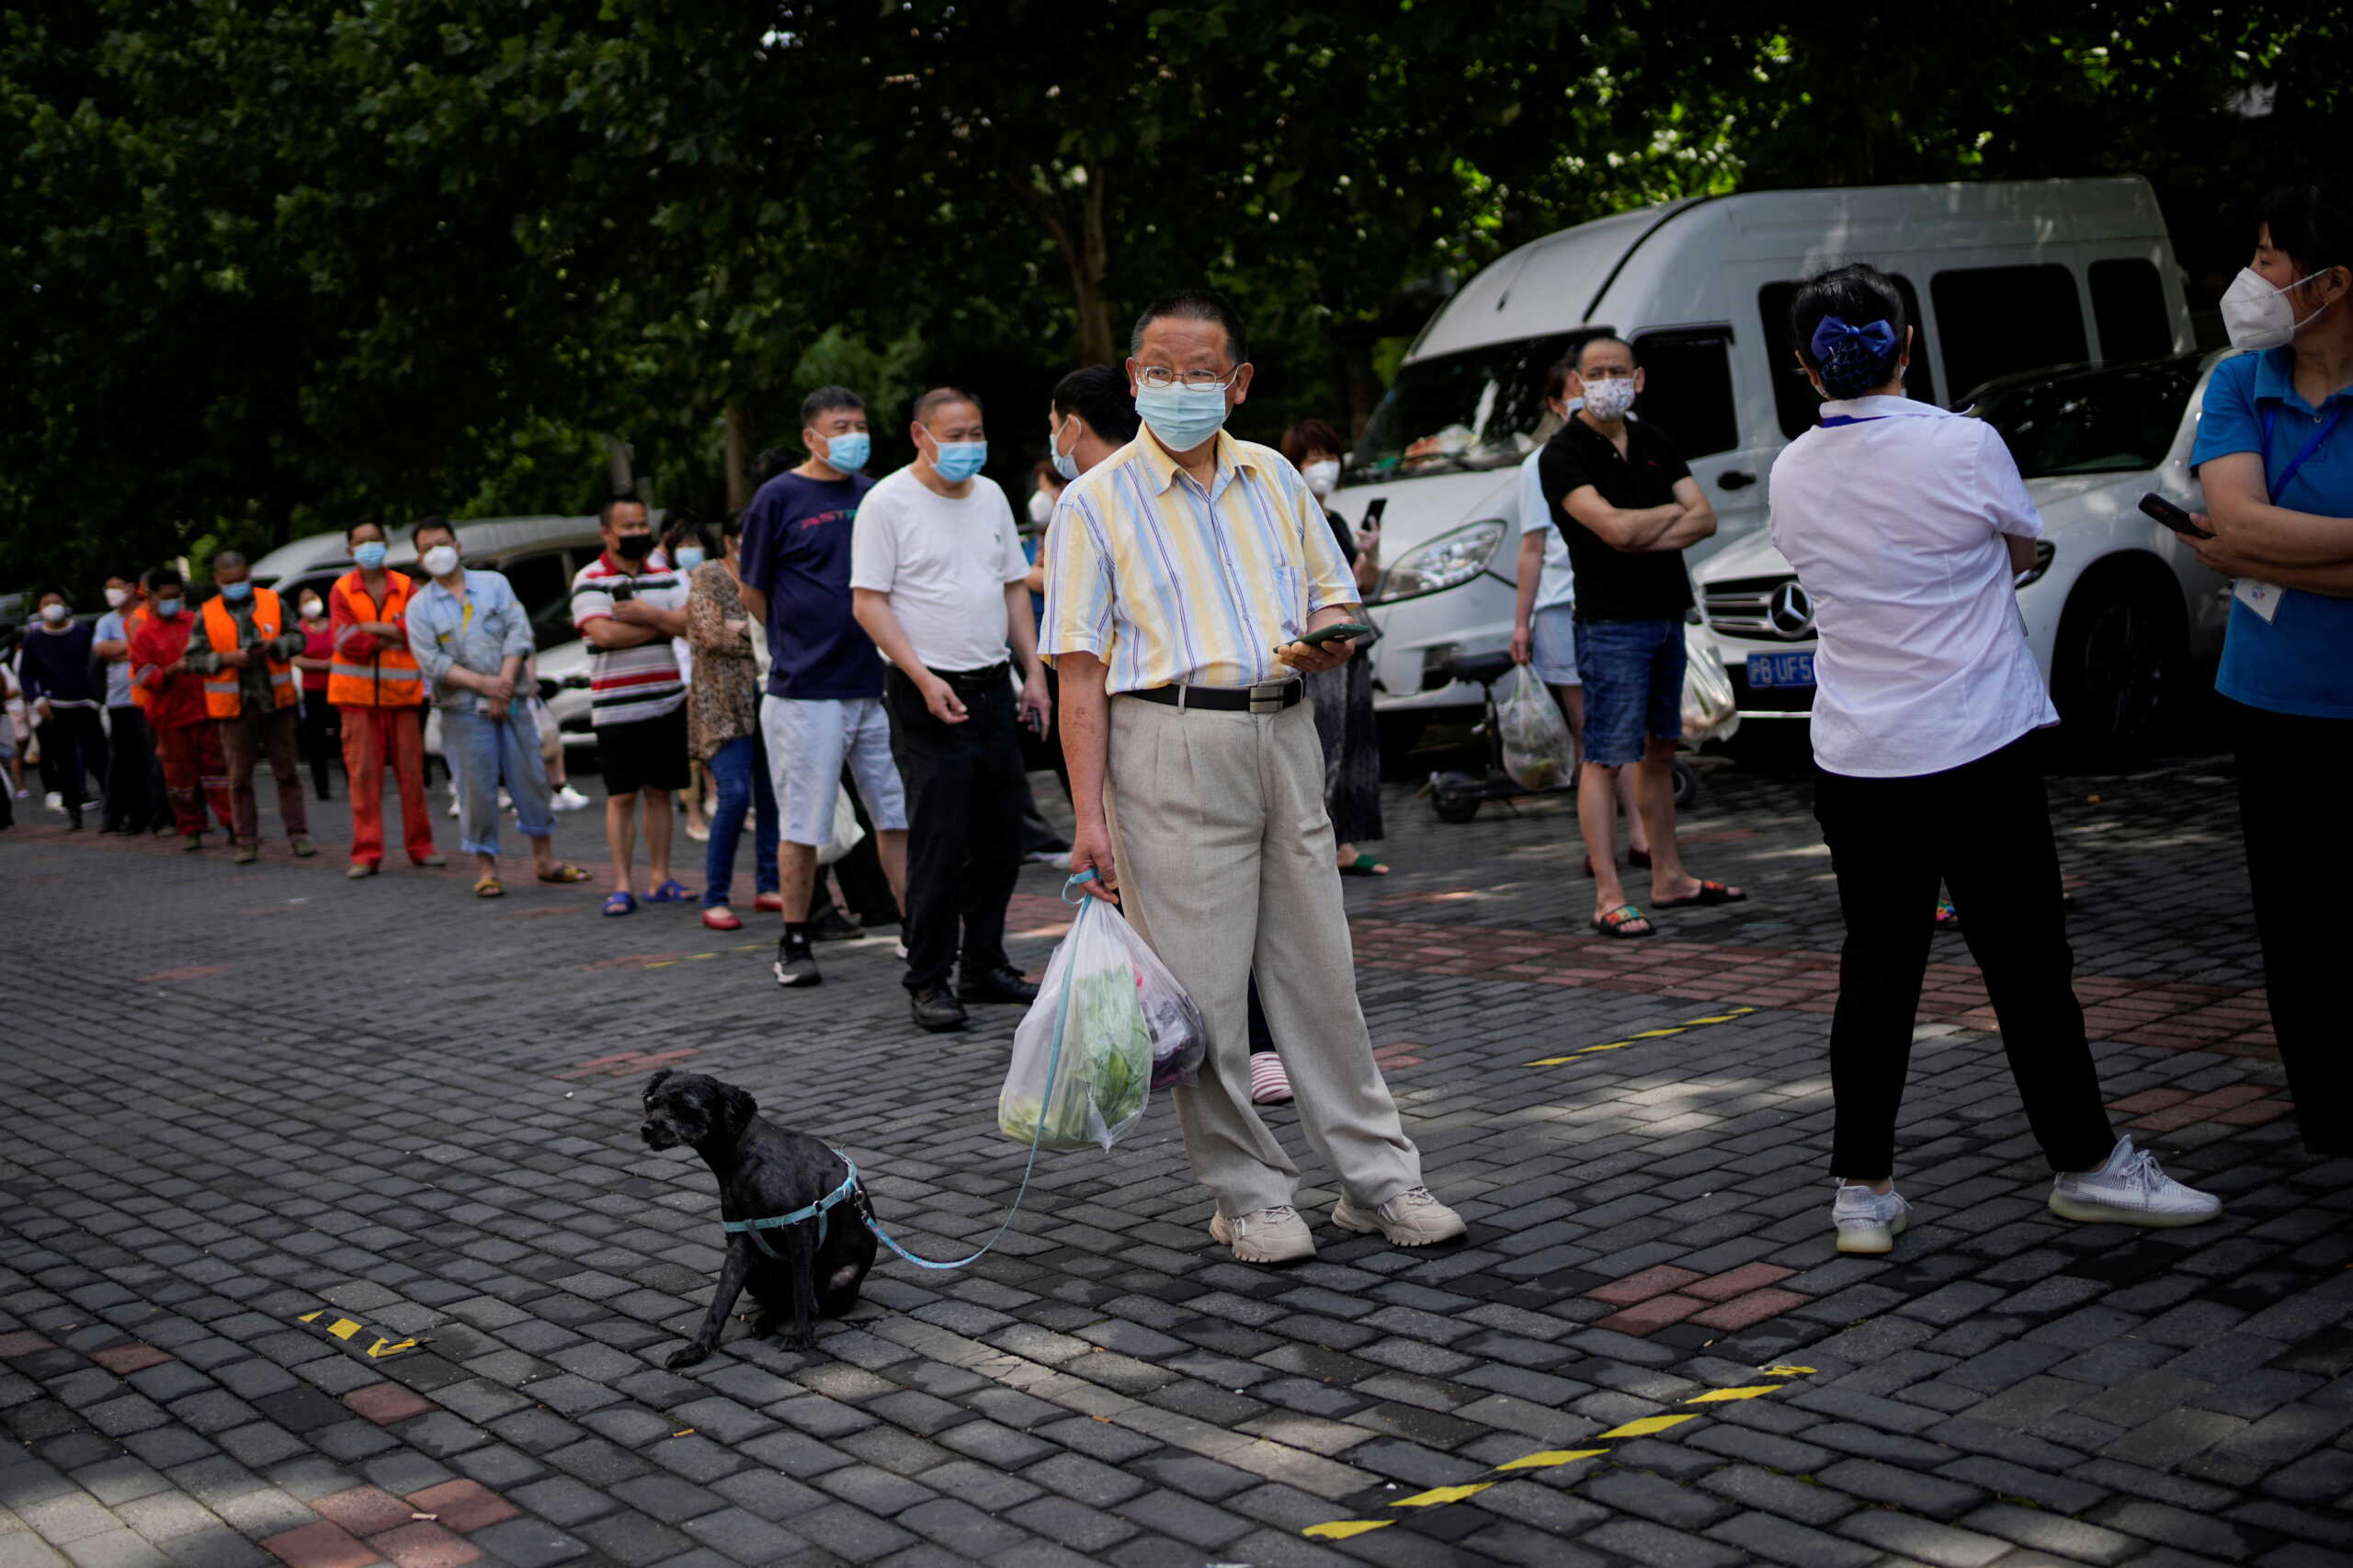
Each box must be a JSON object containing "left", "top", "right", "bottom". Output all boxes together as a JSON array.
[
  {"left": 661, "top": 512, "right": 715, "bottom": 556},
  {"left": 2256, "top": 181, "right": 2348, "bottom": 280},
  {"left": 1280, "top": 418, "right": 1345, "bottom": 469},
  {"left": 722, "top": 511, "right": 748, "bottom": 541},
  {"left": 1789, "top": 264, "right": 1910, "bottom": 401}
]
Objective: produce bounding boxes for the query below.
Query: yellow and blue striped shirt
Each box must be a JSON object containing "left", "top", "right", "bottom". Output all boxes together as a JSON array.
[{"left": 1040, "top": 432, "right": 1359, "bottom": 693}]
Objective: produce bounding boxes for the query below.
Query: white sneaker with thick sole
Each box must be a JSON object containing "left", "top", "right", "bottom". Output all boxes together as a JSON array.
[
  {"left": 1833, "top": 1183, "right": 1910, "bottom": 1255},
  {"left": 551, "top": 785, "right": 591, "bottom": 812},
  {"left": 2049, "top": 1136, "right": 2223, "bottom": 1228},
  {"left": 1210, "top": 1205, "right": 1315, "bottom": 1264},
  {"left": 1332, "top": 1187, "right": 1467, "bottom": 1247}
]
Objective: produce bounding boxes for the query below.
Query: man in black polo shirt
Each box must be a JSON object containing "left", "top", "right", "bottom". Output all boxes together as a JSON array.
[{"left": 1538, "top": 335, "right": 1746, "bottom": 938}]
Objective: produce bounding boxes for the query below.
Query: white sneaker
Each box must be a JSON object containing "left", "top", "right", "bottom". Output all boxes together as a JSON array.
[
  {"left": 44, "top": 791, "right": 62, "bottom": 813},
  {"left": 1333, "top": 1187, "right": 1467, "bottom": 1247},
  {"left": 2049, "top": 1137, "right": 2223, "bottom": 1228},
  {"left": 551, "top": 785, "right": 590, "bottom": 812},
  {"left": 1210, "top": 1205, "right": 1315, "bottom": 1264},
  {"left": 447, "top": 794, "right": 460, "bottom": 817},
  {"left": 1833, "top": 1182, "right": 1910, "bottom": 1255},
  {"left": 498, "top": 789, "right": 513, "bottom": 812}
]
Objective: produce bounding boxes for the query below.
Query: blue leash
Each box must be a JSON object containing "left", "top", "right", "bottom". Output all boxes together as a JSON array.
[{"left": 725, "top": 872, "right": 1097, "bottom": 1273}]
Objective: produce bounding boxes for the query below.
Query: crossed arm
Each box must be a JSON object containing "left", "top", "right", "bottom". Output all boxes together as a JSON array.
[
  {"left": 1566, "top": 476, "right": 1716, "bottom": 553},
  {"left": 2189, "top": 450, "right": 2353, "bottom": 597}
]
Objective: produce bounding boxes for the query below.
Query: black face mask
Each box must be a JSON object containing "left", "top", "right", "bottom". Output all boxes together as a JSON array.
[{"left": 614, "top": 533, "right": 654, "bottom": 562}]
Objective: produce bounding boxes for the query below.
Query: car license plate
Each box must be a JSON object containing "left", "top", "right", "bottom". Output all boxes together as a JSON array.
[{"left": 1746, "top": 652, "right": 1815, "bottom": 689}]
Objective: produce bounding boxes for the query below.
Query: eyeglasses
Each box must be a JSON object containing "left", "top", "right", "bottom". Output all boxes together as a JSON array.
[{"left": 1135, "top": 365, "right": 1240, "bottom": 392}]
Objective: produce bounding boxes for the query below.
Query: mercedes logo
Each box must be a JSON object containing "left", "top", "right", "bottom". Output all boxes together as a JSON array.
[{"left": 1768, "top": 581, "right": 1815, "bottom": 639}]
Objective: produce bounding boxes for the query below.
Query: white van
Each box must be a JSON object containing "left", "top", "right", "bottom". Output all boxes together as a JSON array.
[{"left": 1344, "top": 178, "right": 2193, "bottom": 734}]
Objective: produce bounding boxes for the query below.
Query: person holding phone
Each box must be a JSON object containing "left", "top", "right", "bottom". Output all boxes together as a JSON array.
[
  {"left": 2184, "top": 178, "right": 2353, "bottom": 1159},
  {"left": 1770, "top": 264, "right": 2222, "bottom": 1254},
  {"left": 1281, "top": 418, "right": 1388, "bottom": 881},
  {"left": 1043, "top": 290, "right": 1461, "bottom": 1264}
]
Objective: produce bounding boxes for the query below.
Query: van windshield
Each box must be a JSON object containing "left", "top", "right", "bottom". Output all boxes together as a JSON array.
[
  {"left": 1348, "top": 333, "right": 1587, "bottom": 483},
  {"left": 1971, "top": 354, "right": 2201, "bottom": 480}
]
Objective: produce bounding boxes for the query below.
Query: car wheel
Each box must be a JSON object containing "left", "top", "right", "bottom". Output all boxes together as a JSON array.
[{"left": 2052, "top": 570, "right": 2184, "bottom": 759}]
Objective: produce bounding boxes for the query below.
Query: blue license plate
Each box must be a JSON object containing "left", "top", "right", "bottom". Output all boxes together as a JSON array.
[{"left": 1746, "top": 652, "right": 1815, "bottom": 689}]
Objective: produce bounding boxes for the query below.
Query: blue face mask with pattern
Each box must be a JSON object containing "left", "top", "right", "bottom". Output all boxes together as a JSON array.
[{"left": 221, "top": 581, "right": 253, "bottom": 601}]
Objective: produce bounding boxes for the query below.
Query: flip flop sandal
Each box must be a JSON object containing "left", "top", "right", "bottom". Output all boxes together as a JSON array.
[
  {"left": 602, "top": 891, "right": 638, "bottom": 917},
  {"left": 473, "top": 876, "right": 505, "bottom": 899},
  {"left": 647, "top": 879, "right": 694, "bottom": 903},
  {"left": 537, "top": 863, "right": 592, "bottom": 884},
  {"left": 1338, "top": 853, "right": 1391, "bottom": 877},
  {"left": 1590, "top": 904, "right": 1654, "bottom": 938},
  {"left": 1654, "top": 880, "right": 1747, "bottom": 909}
]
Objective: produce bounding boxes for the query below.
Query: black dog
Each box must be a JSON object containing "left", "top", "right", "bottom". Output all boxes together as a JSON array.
[{"left": 641, "top": 1069, "right": 877, "bottom": 1365}]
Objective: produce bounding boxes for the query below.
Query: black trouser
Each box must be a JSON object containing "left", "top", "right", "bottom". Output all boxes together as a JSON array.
[
  {"left": 103, "top": 704, "right": 154, "bottom": 831},
  {"left": 1814, "top": 734, "right": 2114, "bottom": 1179},
  {"left": 885, "top": 665, "right": 1025, "bottom": 992},
  {"left": 35, "top": 707, "right": 108, "bottom": 818},
  {"left": 824, "top": 762, "right": 903, "bottom": 927},
  {"left": 2235, "top": 700, "right": 2352, "bottom": 1157},
  {"left": 299, "top": 697, "right": 341, "bottom": 800}
]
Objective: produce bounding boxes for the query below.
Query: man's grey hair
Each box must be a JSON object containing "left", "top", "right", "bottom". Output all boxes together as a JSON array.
[{"left": 212, "top": 551, "right": 247, "bottom": 573}]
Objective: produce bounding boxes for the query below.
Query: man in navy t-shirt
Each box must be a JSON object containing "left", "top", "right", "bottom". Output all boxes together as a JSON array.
[{"left": 740, "top": 384, "right": 910, "bottom": 989}]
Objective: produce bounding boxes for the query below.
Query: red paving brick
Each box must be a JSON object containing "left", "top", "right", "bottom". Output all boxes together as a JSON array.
[
  {"left": 2188, "top": 1084, "right": 2273, "bottom": 1108},
  {"left": 0, "top": 1332, "right": 55, "bottom": 1358},
  {"left": 2128, "top": 1104, "right": 2215, "bottom": 1132},
  {"left": 404, "top": 1481, "right": 519, "bottom": 1534},
  {"left": 368, "top": 1522, "right": 480, "bottom": 1568},
  {"left": 2212, "top": 1099, "right": 2291, "bottom": 1126},
  {"left": 1586, "top": 1265, "right": 1708, "bottom": 1306},
  {"left": 2106, "top": 1088, "right": 2197, "bottom": 1114},
  {"left": 313, "top": 1486, "right": 417, "bottom": 1538},
  {"left": 1691, "top": 1288, "right": 1813, "bottom": 1332},
  {"left": 1683, "top": 1262, "right": 1798, "bottom": 1302},
  {"left": 89, "top": 1343, "right": 174, "bottom": 1375},
  {"left": 260, "top": 1521, "right": 379, "bottom": 1568},
  {"left": 343, "top": 1383, "right": 434, "bottom": 1426},
  {"left": 1594, "top": 1292, "right": 1707, "bottom": 1335}
]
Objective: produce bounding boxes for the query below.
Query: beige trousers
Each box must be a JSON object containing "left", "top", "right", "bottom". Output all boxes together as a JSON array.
[{"left": 1106, "top": 695, "right": 1423, "bottom": 1217}]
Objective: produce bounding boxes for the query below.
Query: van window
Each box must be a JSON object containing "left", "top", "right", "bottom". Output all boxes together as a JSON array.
[
  {"left": 2089, "top": 258, "right": 2172, "bottom": 364},
  {"left": 1758, "top": 275, "right": 1936, "bottom": 438},
  {"left": 502, "top": 551, "right": 575, "bottom": 649},
  {"left": 1629, "top": 328, "right": 1738, "bottom": 459},
  {"left": 1348, "top": 332, "right": 1587, "bottom": 483},
  {"left": 1933, "top": 265, "right": 2088, "bottom": 403}
]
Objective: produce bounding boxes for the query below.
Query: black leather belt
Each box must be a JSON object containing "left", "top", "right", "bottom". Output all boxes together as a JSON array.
[
  {"left": 1122, "top": 680, "right": 1302, "bottom": 714},
  {"left": 919, "top": 663, "right": 1009, "bottom": 693}
]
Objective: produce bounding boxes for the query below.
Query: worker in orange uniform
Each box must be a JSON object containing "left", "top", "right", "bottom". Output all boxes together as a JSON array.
[
  {"left": 329, "top": 520, "right": 440, "bottom": 878},
  {"left": 178, "top": 550, "right": 315, "bottom": 864}
]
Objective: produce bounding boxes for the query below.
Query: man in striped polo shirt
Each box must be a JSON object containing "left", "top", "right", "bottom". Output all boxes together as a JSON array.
[{"left": 573, "top": 497, "right": 696, "bottom": 915}]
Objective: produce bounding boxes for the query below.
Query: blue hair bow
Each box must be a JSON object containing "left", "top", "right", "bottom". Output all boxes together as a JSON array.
[{"left": 1810, "top": 315, "right": 1898, "bottom": 364}]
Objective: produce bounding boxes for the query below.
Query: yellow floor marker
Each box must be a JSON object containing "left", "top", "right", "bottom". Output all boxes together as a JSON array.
[
  {"left": 1597, "top": 1413, "right": 1699, "bottom": 1439},
  {"left": 1683, "top": 1384, "right": 1782, "bottom": 1403},
  {"left": 298, "top": 1308, "right": 420, "bottom": 1360},
  {"left": 1495, "top": 1448, "right": 1608, "bottom": 1471},
  {"left": 1303, "top": 1519, "right": 1392, "bottom": 1540},
  {"left": 1528, "top": 1006, "right": 1756, "bottom": 1066},
  {"left": 1392, "top": 1483, "right": 1495, "bottom": 1507}
]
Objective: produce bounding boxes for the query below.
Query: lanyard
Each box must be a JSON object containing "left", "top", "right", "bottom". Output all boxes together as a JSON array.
[
  {"left": 2261, "top": 404, "right": 2348, "bottom": 505},
  {"left": 1818, "top": 415, "right": 1887, "bottom": 428}
]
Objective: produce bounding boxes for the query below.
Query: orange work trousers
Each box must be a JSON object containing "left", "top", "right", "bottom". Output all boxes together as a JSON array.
[{"left": 340, "top": 704, "right": 435, "bottom": 869}]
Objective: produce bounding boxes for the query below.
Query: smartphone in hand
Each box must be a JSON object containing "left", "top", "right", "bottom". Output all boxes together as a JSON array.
[
  {"left": 1281, "top": 621, "right": 1375, "bottom": 652},
  {"left": 2139, "top": 492, "right": 2214, "bottom": 540}
]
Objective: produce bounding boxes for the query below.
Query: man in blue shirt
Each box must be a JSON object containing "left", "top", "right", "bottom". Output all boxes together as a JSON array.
[
  {"left": 738, "top": 385, "right": 911, "bottom": 988},
  {"left": 93, "top": 572, "right": 158, "bottom": 834}
]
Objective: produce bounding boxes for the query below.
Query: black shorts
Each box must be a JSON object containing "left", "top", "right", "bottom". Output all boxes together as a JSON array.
[{"left": 597, "top": 705, "right": 690, "bottom": 796}]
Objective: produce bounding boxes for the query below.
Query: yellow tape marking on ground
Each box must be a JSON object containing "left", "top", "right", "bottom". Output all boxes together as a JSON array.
[
  {"left": 1302, "top": 1362, "right": 1809, "bottom": 1540},
  {"left": 1527, "top": 1006, "right": 1756, "bottom": 1066},
  {"left": 646, "top": 960, "right": 676, "bottom": 969},
  {"left": 298, "top": 1309, "right": 420, "bottom": 1360}
]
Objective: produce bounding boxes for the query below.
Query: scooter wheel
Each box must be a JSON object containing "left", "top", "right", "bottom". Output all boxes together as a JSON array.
[
  {"left": 1671, "top": 758, "right": 1699, "bottom": 807},
  {"left": 1433, "top": 788, "right": 1482, "bottom": 824}
]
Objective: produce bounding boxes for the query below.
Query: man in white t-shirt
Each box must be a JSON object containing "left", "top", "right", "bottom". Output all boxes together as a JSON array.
[
  {"left": 1508, "top": 357, "right": 1649, "bottom": 865},
  {"left": 852, "top": 387, "right": 1051, "bottom": 1032}
]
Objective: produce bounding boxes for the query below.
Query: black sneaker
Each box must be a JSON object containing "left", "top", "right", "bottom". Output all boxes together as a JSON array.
[
  {"left": 774, "top": 937, "right": 821, "bottom": 988},
  {"left": 810, "top": 908, "right": 864, "bottom": 943},
  {"left": 910, "top": 983, "right": 969, "bottom": 1032},
  {"left": 958, "top": 965, "right": 1040, "bottom": 1005}
]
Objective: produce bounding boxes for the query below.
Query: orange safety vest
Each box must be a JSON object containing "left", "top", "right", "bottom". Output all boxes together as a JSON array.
[
  {"left": 126, "top": 604, "right": 153, "bottom": 710},
  {"left": 326, "top": 569, "right": 424, "bottom": 709},
  {"left": 200, "top": 588, "right": 299, "bottom": 719}
]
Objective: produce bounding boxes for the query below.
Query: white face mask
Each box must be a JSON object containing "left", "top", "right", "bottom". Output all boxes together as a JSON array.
[
  {"left": 421, "top": 545, "right": 460, "bottom": 579},
  {"left": 39, "top": 604, "right": 67, "bottom": 624},
  {"left": 1027, "top": 489, "right": 1055, "bottom": 526},
  {"left": 1582, "top": 375, "right": 1638, "bottom": 422},
  {"left": 105, "top": 587, "right": 129, "bottom": 609},
  {"left": 300, "top": 600, "right": 324, "bottom": 619},
  {"left": 1302, "top": 460, "right": 1340, "bottom": 498},
  {"left": 2220, "top": 266, "right": 2336, "bottom": 351}
]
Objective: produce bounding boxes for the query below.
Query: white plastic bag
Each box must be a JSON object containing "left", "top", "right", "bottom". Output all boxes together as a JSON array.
[
  {"left": 998, "top": 894, "right": 1205, "bottom": 1152},
  {"left": 814, "top": 785, "right": 865, "bottom": 866},
  {"left": 1681, "top": 623, "right": 1740, "bottom": 744},
  {"left": 1496, "top": 664, "right": 1574, "bottom": 790}
]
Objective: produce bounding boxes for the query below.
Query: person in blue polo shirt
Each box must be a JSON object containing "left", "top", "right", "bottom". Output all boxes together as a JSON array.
[{"left": 2189, "top": 178, "right": 2353, "bottom": 1159}]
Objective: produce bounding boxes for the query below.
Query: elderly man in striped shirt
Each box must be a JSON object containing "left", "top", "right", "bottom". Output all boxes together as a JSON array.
[{"left": 1042, "top": 290, "right": 1463, "bottom": 1264}]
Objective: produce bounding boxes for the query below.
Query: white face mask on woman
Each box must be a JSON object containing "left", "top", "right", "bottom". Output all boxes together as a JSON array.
[
  {"left": 2220, "top": 266, "right": 2338, "bottom": 351},
  {"left": 1302, "top": 459, "right": 1341, "bottom": 498}
]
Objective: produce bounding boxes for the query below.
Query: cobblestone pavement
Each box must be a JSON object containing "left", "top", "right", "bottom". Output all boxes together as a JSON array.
[{"left": 3, "top": 738, "right": 2347, "bottom": 1568}]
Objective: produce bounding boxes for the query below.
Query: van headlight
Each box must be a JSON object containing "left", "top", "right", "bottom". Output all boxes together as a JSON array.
[{"left": 1370, "top": 518, "right": 1509, "bottom": 605}]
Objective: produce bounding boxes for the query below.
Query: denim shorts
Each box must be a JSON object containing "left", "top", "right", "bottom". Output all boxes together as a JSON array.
[
  {"left": 759, "top": 694, "right": 908, "bottom": 846},
  {"left": 1529, "top": 605, "right": 1581, "bottom": 687},
  {"left": 1573, "top": 618, "right": 1685, "bottom": 767}
]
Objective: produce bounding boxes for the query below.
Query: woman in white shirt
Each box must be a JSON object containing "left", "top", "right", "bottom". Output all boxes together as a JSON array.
[{"left": 1768, "top": 264, "right": 2220, "bottom": 1255}]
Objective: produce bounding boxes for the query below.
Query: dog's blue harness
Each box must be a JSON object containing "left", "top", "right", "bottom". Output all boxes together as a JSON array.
[{"left": 718, "top": 872, "right": 1099, "bottom": 1273}]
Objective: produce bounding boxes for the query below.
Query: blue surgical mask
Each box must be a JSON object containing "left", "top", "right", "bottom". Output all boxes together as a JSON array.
[
  {"left": 933, "top": 440, "right": 988, "bottom": 484},
  {"left": 221, "top": 580, "right": 253, "bottom": 601},
  {"left": 821, "top": 431, "right": 870, "bottom": 473},
  {"left": 153, "top": 598, "right": 182, "bottom": 619},
  {"left": 353, "top": 541, "right": 388, "bottom": 569},
  {"left": 1134, "top": 382, "right": 1231, "bottom": 452},
  {"left": 674, "top": 547, "right": 706, "bottom": 572},
  {"left": 1051, "top": 419, "right": 1083, "bottom": 483}
]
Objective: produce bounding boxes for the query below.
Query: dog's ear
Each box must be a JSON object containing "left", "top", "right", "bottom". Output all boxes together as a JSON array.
[
  {"left": 644, "top": 1068, "right": 675, "bottom": 1099},
  {"left": 720, "top": 1082, "right": 757, "bottom": 1136}
]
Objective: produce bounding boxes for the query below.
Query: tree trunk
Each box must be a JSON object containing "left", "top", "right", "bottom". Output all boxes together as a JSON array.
[
  {"left": 1017, "top": 167, "right": 1116, "bottom": 366},
  {"left": 724, "top": 403, "right": 752, "bottom": 514}
]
